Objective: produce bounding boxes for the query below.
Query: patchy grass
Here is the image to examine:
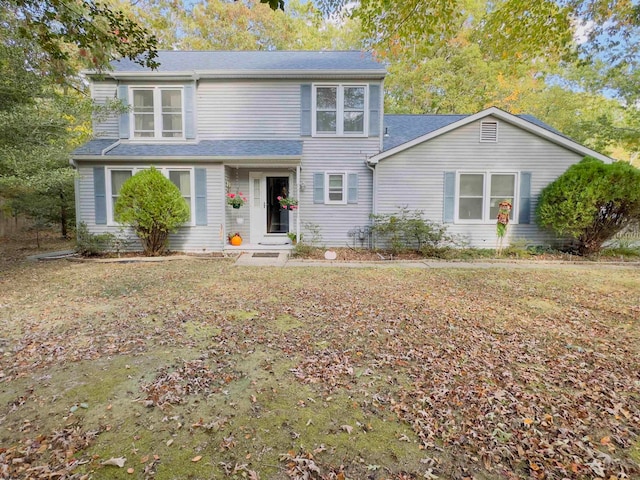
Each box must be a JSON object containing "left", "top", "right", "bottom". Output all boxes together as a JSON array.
[{"left": 1, "top": 255, "right": 639, "bottom": 479}]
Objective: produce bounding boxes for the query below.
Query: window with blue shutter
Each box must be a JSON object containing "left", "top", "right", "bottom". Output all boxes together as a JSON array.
[
  {"left": 519, "top": 172, "right": 532, "bottom": 224},
  {"left": 194, "top": 168, "right": 207, "bottom": 226},
  {"left": 184, "top": 83, "right": 196, "bottom": 139},
  {"left": 443, "top": 172, "right": 455, "bottom": 223},
  {"left": 117, "top": 85, "right": 129, "bottom": 139},
  {"left": 300, "top": 84, "right": 312, "bottom": 136},
  {"left": 347, "top": 173, "right": 359, "bottom": 203},
  {"left": 94, "top": 167, "right": 107, "bottom": 225},
  {"left": 369, "top": 84, "right": 380, "bottom": 137},
  {"left": 313, "top": 172, "right": 325, "bottom": 203}
]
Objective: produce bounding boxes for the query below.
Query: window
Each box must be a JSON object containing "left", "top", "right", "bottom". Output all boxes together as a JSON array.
[
  {"left": 169, "top": 170, "right": 192, "bottom": 212},
  {"left": 313, "top": 85, "right": 366, "bottom": 135},
  {"left": 326, "top": 173, "right": 346, "bottom": 203},
  {"left": 131, "top": 87, "right": 183, "bottom": 139},
  {"left": 107, "top": 167, "right": 194, "bottom": 224},
  {"left": 456, "top": 172, "right": 517, "bottom": 222},
  {"left": 111, "top": 169, "right": 133, "bottom": 214}
]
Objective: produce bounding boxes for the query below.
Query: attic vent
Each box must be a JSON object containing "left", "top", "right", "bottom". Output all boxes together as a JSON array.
[{"left": 480, "top": 121, "right": 498, "bottom": 142}]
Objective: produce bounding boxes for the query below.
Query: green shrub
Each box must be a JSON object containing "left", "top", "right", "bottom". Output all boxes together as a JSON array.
[
  {"left": 76, "top": 222, "right": 114, "bottom": 256},
  {"left": 114, "top": 167, "right": 190, "bottom": 256},
  {"left": 371, "top": 208, "right": 457, "bottom": 254},
  {"left": 537, "top": 157, "right": 640, "bottom": 255}
]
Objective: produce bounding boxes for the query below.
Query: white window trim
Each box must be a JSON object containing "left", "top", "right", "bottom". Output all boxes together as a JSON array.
[
  {"left": 324, "top": 172, "right": 347, "bottom": 205},
  {"left": 454, "top": 171, "right": 519, "bottom": 224},
  {"left": 129, "top": 86, "right": 185, "bottom": 141},
  {"left": 312, "top": 84, "right": 368, "bottom": 137},
  {"left": 106, "top": 166, "right": 196, "bottom": 226}
]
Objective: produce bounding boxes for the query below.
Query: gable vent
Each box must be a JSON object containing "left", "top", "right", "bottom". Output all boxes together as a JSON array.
[{"left": 480, "top": 120, "right": 498, "bottom": 142}]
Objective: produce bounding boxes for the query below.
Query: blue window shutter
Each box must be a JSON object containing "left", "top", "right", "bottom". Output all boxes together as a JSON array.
[
  {"left": 313, "top": 172, "right": 325, "bottom": 204},
  {"left": 117, "top": 85, "right": 129, "bottom": 139},
  {"left": 369, "top": 84, "right": 380, "bottom": 137},
  {"left": 194, "top": 168, "right": 207, "bottom": 226},
  {"left": 519, "top": 172, "right": 532, "bottom": 224},
  {"left": 443, "top": 171, "right": 455, "bottom": 223},
  {"left": 184, "top": 83, "right": 196, "bottom": 139},
  {"left": 300, "top": 84, "right": 312, "bottom": 136},
  {"left": 94, "top": 167, "right": 107, "bottom": 225},
  {"left": 347, "top": 173, "right": 359, "bottom": 204}
]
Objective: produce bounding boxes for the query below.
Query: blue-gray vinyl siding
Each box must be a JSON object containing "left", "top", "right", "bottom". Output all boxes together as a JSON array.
[
  {"left": 91, "top": 79, "right": 385, "bottom": 141},
  {"left": 298, "top": 137, "right": 379, "bottom": 246},
  {"left": 92, "top": 80, "right": 119, "bottom": 138},
  {"left": 374, "top": 117, "right": 584, "bottom": 248},
  {"left": 76, "top": 163, "right": 226, "bottom": 252}
]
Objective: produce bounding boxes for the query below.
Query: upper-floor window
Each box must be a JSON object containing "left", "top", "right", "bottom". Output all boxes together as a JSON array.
[
  {"left": 131, "top": 87, "right": 184, "bottom": 139},
  {"left": 313, "top": 85, "right": 367, "bottom": 136},
  {"left": 457, "top": 172, "right": 517, "bottom": 222}
]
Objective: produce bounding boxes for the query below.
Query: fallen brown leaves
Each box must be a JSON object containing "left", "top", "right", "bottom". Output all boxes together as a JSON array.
[
  {"left": 0, "top": 426, "right": 101, "bottom": 479},
  {"left": 141, "top": 357, "right": 237, "bottom": 408},
  {"left": 1, "top": 258, "right": 638, "bottom": 479}
]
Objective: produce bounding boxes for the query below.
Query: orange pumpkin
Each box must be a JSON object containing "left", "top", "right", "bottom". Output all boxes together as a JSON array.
[{"left": 230, "top": 234, "right": 242, "bottom": 246}]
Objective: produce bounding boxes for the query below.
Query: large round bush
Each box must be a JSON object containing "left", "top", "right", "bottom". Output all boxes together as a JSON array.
[{"left": 114, "top": 167, "right": 190, "bottom": 256}]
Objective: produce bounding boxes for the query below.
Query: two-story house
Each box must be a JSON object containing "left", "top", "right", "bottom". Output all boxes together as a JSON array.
[{"left": 71, "top": 51, "right": 611, "bottom": 252}]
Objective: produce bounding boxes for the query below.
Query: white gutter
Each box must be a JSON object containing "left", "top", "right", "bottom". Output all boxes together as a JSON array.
[
  {"left": 71, "top": 155, "right": 302, "bottom": 162},
  {"left": 91, "top": 70, "right": 386, "bottom": 81},
  {"left": 101, "top": 140, "right": 120, "bottom": 155}
]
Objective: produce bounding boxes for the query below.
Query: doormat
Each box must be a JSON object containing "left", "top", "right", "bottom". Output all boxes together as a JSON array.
[{"left": 252, "top": 253, "right": 280, "bottom": 258}]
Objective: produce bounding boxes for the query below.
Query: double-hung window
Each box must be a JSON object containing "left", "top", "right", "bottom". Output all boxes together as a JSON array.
[
  {"left": 314, "top": 85, "right": 366, "bottom": 135},
  {"left": 456, "top": 172, "right": 517, "bottom": 222},
  {"left": 326, "top": 173, "right": 346, "bottom": 203},
  {"left": 131, "top": 87, "right": 184, "bottom": 139},
  {"left": 107, "top": 167, "right": 194, "bottom": 224}
]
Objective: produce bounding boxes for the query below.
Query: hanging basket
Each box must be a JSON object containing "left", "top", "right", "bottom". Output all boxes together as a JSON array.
[{"left": 232, "top": 204, "right": 241, "bottom": 209}]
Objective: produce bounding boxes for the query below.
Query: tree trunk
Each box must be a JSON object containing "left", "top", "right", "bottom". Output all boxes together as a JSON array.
[{"left": 60, "top": 191, "right": 68, "bottom": 238}]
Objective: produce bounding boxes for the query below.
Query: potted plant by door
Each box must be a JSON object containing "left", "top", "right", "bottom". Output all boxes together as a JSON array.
[{"left": 229, "top": 232, "right": 242, "bottom": 246}]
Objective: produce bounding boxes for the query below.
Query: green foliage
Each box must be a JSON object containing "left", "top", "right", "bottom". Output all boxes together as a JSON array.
[
  {"left": 536, "top": 157, "right": 640, "bottom": 255},
  {"left": 3, "top": 0, "right": 158, "bottom": 76},
  {"left": 114, "top": 167, "right": 190, "bottom": 256},
  {"left": 292, "top": 222, "right": 323, "bottom": 257},
  {"left": 370, "top": 208, "right": 456, "bottom": 254},
  {"left": 75, "top": 222, "right": 115, "bottom": 256}
]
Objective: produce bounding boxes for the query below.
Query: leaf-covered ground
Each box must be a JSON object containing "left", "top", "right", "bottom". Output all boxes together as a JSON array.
[{"left": 0, "top": 255, "right": 638, "bottom": 479}]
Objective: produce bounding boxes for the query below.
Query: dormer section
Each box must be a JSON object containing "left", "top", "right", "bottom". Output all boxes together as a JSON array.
[{"left": 117, "top": 82, "right": 196, "bottom": 140}]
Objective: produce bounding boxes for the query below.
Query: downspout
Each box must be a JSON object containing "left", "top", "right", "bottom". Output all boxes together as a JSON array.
[
  {"left": 296, "top": 165, "right": 301, "bottom": 246},
  {"left": 366, "top": 160, "right": 376, "bottom": 216},
  {"left": 366, "top": 160, "right": 376, "bottom": 250}
]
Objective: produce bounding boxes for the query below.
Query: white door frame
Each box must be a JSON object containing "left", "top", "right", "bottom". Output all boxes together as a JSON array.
[{"left": 249, "top": 171, "right": 294, "bottom": 244}]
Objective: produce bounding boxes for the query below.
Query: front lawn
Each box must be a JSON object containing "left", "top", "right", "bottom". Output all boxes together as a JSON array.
[{"left": 0, "top": 258, "right": 638, "bottom": 479}]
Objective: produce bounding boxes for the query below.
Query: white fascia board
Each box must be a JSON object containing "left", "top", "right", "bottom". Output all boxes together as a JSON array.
[
  {"left": 91, "top": 70, "right": 386, "bottom": 81},
  {"left": 71, "top": 155, "right": 301, "bottom": 163},
  {"left": 369, "top": 106, "right": 613, "bottom": 165}
]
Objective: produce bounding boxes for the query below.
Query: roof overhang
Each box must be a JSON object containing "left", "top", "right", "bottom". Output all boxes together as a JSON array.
[
  {"left": 368, "top": 106, "right": 613, "bottom": 165},
  {"left": 72, "top": 155, "right": 301, "bottom": 166},
  {"left": 87, "top": 70, "right": 386, "bottom": 81}
]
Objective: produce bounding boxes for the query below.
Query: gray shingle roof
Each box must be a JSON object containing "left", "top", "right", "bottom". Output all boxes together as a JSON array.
[
  {"left": 72, "top": 140, "right": 303, "bottom": 158},
  {"left": 111, "top": 51, "right": 385, "bottom": 74},
  {"left": 382, "top": 114, "right": 565, "bottom": 152},
  {"left": 382, "top": 115, "right": 467, "bottom": 151}
]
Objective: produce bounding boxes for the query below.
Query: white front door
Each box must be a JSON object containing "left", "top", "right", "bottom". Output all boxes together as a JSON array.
[{"left": 249, "top": 172, "right": 292, "bottom": 244}]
